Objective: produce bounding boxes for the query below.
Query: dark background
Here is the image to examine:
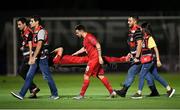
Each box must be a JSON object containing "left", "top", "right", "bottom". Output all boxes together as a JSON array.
[{"left": 0, "top": 0, "right": 180, "bottom": 74}]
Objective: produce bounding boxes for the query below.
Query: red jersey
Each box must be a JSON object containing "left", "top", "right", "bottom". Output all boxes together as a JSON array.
[{"left": 83, "top": 33, "right": 98, "bottom": 59}]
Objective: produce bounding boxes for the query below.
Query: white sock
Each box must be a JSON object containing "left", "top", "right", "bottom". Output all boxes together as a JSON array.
[
  {"left": 166, "top": 85, "right": 171, "bottom": 91},
  {"left": 137, "top": 90, "right": 142, "bottom": 95}
]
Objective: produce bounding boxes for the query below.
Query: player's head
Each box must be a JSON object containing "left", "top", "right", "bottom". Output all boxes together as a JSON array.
[
  {"left": 17, "top": 17, "right": 27, "bottom": 30},
  {"left": 29, "top": 15, "right": 42, "bottom": 28},
  {"left": 141, "top": 22, "right": 153, "bottom": 36},
  {"left": 75, "top": 24, "right": 86, "bottom": 38},
  {"left": 128, "top": 16, "right": 139, "bottom": 28}
]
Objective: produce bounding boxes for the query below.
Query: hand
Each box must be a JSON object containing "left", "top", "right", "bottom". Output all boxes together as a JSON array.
[
  {"left": 125, "top": 53, "right": 132, "bottom": 62},
  {"left": 53, "top": 55, "right": 61, "bottom": 64},
  {"left": 99, "top": 56, "right": 104, "bottom": 64},
  {"left": 134, "top": 58, "right": 140, "bottom": 63},
  {"left": 28, "top": 57, "right": 36, "bottom": 65},
  {"left": 157, "top": 60, "right": 162, "bottom": 67}
]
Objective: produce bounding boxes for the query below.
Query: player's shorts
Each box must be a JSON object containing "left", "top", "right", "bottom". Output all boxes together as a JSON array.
[{"left": 85, "top": 58, "right": 104, "bottom": 77}]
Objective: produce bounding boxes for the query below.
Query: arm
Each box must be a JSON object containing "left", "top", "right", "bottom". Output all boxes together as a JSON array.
[
  {"left": 29, "top": 41, "right": 43, "bottom": 64},
  {"left": 28, "top": 41, "right": 33, "bottom": 64},
  {"left": 72, "top": 47, "right": 86, "bottom": 56},
  {"left": 148, "top": 36, "right": 162, "bottom": 67},
  {"left": 153, "top": 46, "right": 162, "bottom": 67},
  {"left": 134, "top": 40, "right": 142, "bottom": 62},
  {"left": 96, "top": 42, "right": 104, "bottom": 64},
  {"left": 32, "top": 41, "right": 42, "bottom": 59},
  {"left": 27, "top": 32, "right": 33, "bottom": 64}
]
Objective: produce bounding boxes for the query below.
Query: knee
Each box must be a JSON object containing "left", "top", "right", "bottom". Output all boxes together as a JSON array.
[
  {"left": 97, "top": 75, "right": 104, "bottom": 80},
  {"left": 84, "top": 74, "right": 89, "bottom": 80}
]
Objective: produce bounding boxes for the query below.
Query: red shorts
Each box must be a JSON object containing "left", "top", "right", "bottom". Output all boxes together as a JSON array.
[{"left": 85, "top": 58, "right": 104, "bottom": 77}]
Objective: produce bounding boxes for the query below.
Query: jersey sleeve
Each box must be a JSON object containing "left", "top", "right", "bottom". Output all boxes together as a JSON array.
[
  {"left": 37, "top": 29, "right": 45, "bottom": 41},
  {"left": 134, "top": 29, "right": 143, "bottom": 41},
  {"left": 148, "top": 36, "right": 157, "bottom": 49}
]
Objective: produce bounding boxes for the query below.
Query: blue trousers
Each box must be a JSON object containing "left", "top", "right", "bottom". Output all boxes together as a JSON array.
[
  {"left": 19, "top": 58, "right": 58, "bottom": 97},
  {"left": 138, "top": 61, "right": 168, "bottom": 91},
  {"left": 123, "top": 63, "right": 154, "bottom": 88}
]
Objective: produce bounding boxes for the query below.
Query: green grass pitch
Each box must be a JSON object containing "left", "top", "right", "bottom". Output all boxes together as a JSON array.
[{"left": 0, "top": 72, "right": 179, "bottom": 109}]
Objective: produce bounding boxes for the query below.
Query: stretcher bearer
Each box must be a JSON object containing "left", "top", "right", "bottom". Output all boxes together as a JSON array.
[
  {"left": 115, "top": 16, "right": 159, "bottom": 97},
  {"left": 11, "top": 15, "right": 59, "bottom": 100},
  {"left": 16, "top": 17, "right": 40, "bottom": 98},
  {"left": 131, "top": 22, "right": 175, "bottom": 99}
]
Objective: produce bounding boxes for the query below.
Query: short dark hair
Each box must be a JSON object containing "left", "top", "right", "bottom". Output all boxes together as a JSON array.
[
  {"left": 17, "top": 17, "right": 27, "bottom": 24},
  {"left": 75, "top": 24, "right": 86, "bottom": 31},
  {"left": 129, "top": 16, "right": 139, "bottom": 21},
  {"left": 31, "top": 15, "right": 42, "bottom": 25}
]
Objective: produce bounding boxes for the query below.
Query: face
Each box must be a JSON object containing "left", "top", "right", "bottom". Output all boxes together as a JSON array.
[
  {"left": 128, "top": 17, "right": 136, "bottom": 28},
  {"left": 75, "top": 30, "right": 82, "bottom": 38},
  {"left": 29, "top": 18, "right": 38, "bottom": 28},
  {"left": 17, "top": 21, "right": 26, "bottom": 30}
]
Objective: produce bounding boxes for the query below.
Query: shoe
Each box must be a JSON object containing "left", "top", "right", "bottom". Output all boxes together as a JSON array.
[
  {"left": 148, "top": 85, "right": 160, "bottom": 97},
  {"left": 28, "top": 94, "right": 37, "bottom": 98},
  {"left": 11, "top": 92, "right": 23, "bottom": 100},
  {"left": 114, "top": 89, "right": 126, "bottom": 97},
  {"left": 109, "top": 91, "right": 117, "bottom": 98},
  {"left": 167, "top": 88, "right": 175, "bottom": 98},
  {"left": 31, "top": 87, "right": 40, "bottom": 95},
  {"left": 29, "top": 87, "right": 40, "bottom": 98},
  {"left": 49, "top": 95, "right": 60, "bottom": 100},
  {"left": 73, "top": 95, "right": 84, "bottom": 100},
  {"left": 131, "top": 93, "right": 142, "bottom": 99},
  {"left": 147, "top": 92, "right": 160, "bottom": 97}
]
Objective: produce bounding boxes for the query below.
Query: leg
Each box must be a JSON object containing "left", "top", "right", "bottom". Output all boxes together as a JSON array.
[
  {"left": 19, "top": 62, "right": 38, "bottom": 97},
  {"left": 60, "top": 55, "right": 89, "bottom": 65},
  {"left": 97, "top": 74, "right": 116, "bottom": 98},
  {"left": 103, "top": 55, "right": 129, "bottom": 64},
  {"left": 151, "top": 65, "right": 168, "bottom": 88},
  {"left": 73, "top": 74, "right": 90, "bottom": 100},
  {"left": 131, "top": 62, "right": 154, "bottom": 99},
  {"left": 39, "top": 58, "right": 58, "bottom": 97},
  {"left": 145, "top": 72, "right": 159, "bottom": 97},
  {"left": 18, "top": 58, "right": 38, "bottom": 94},
  {"left": 115, "top": 64, "right": 141, "bottom": 97},
  {"left": 11, "top": 63, "right": 38, "bottom": 100},
  {"left": 151, "top": 65, "right": 175, "bottom": 97},
  {"left": 138, "top": 62, "right": 154, "bottom": 93}
]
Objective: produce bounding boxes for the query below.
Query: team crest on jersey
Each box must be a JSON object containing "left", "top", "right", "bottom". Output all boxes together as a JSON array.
[
  {"left": 130, "top": 37, "right": 133, "bottom": 41},
  {"left": 25, "top": 34, "right": 28, "bottom": 37},
  {"left": 22, "top": 41, "right": 25, "bottom": 46},
  {"left": 131, "top": 30, "right": 135, "bottom": 33},
  {"left": 142, "top": 42, "right": 145, "bottom": 48},
  {"left": 85, "top": 66, "right": 89, "bottom": 72}
]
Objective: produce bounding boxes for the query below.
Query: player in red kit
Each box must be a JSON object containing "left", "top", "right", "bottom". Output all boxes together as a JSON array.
[
  {"left": 52, "top": 47, "right": 130, "bottom": 65},
  {"left": 63, "top": 24, "right": 117, "bottom": 100}
]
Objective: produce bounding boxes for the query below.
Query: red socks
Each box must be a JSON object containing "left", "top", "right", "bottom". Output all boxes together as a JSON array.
[
  {"left": 100, "top": 77, "right": 113, "bottom": 94},
  {"left": 80, "top": 79, "right": 90, "bottom": 96}
]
